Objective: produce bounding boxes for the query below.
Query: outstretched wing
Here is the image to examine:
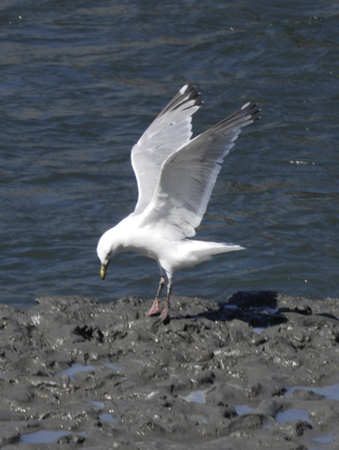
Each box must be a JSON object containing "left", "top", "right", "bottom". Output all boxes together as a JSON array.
[
  {"left": 139, "top": 102, "right": 260, "bottom": 239},
  {"left": 131, "top": 84, "right": 202, "bottom": 214}
]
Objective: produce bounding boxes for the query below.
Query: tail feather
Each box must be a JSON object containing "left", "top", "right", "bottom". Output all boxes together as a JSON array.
[
  {"left": 159, "top": 240, "right": 244, "bottom": 274},
  {"left": 174, "top": 240, "right": 244, "bottom": 270},
  {"left": 209, "top": 242, "right": 245, "bottom": 254}
]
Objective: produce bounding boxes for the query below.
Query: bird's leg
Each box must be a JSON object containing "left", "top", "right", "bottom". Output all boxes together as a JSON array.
[
  {"left": 145, "top": 275, "right": 165, "bottom": 316},
  {"left": 160, "top": 278, "right": 173, "bottom": 321}
]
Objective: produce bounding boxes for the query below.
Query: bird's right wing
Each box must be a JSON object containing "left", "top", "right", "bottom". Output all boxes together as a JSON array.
[
  {"left": 138, "top": 102, "right": 260, "bottom": 239},
  {"left": 131, "top": 84, "right": 202, "bottom": 214}
]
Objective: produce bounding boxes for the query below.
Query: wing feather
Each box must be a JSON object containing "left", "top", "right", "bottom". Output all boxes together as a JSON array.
[
  {"left": 131, "top": 84, "right": 202, "bottom": 214},
  {"left": 139, "top": 102, "right": 260, "bottom": 238}
]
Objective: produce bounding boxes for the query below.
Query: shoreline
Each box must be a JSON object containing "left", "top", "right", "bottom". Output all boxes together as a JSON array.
[{"left": 1, "top": 291, "right": 338, "bottom": 449}]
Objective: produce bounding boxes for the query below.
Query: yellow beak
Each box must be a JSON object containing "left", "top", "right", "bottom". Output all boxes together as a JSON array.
[{"left": 100, "top": 263, "right": 107, "bottom": 280}]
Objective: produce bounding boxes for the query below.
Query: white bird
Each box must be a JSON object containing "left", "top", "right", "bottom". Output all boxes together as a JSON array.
[{"left": 97, "top": 84, "right": 259, "bottom": 321}]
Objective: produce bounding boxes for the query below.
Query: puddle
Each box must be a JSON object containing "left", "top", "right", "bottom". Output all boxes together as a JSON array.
[
  {"left": 180, "top": 390, "right": 206, "bottom": 404},
  {"left": 276, "top": 408, "right": 312, "bottom": 425},
  {"left": 312, "top": 434, "right": 335, "bottom": 444},
  {"left": 285, "top": 384, "right": 339, "bottom": 401},
  {"left": 62, "top": 363, "right": 122, "bottom": 382},
  {"left": 87, "top": 399, "right": 105, "bottom": 409},
  {"left": 223, "top": 304, "right": 239, "bottom": 311},
  {"left": 86, "top": 400, "right": 118, "bottom": 422},
  {"left": 224, "top": 303, "right": 277, "bottom": 314},
  {"left": 235, "top": 404, "right": 253, "bottom": 415},
  {"left": 249, "top": 306, "right": 278, "bottom": 314},
  {"left": 21, "top": 430, "right": 71, "bottom": 444},
  {"left": 98, "top": 413, "right": 118, "bottom": 423},
  {"left": 252, "top": 327, "right": 266, "bottom": 334},
  {"left": 62, "top": 364, "right": 96, "bottom": 381}
]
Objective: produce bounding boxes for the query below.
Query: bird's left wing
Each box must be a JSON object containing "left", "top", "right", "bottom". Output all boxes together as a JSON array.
[
  {"left": 138, "top": 101, "right": 260, "bottom": 239},
  {"left": 131, "top": 84, "right": 202, "bottom": 214}
]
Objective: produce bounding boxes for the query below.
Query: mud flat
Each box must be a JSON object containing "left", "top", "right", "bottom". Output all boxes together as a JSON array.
[{"left": 0, "top": 291, "right": 339, "bottom": 449}]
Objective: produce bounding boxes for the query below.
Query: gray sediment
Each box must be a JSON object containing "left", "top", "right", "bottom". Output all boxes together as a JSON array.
[{"left": 1, "top": 292, "right": 338, "bottom": 449}]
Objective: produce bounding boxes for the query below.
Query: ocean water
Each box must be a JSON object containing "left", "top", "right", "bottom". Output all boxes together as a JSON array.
[{"left": 1, "top": 0, "right": 339, "bottom": 309}]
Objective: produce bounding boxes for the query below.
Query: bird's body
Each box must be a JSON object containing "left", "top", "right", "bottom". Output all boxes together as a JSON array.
[
  {"left": 99, "top": 216, "right": 241, "bottom": 273},
  {"left": 97, "top": 84, "right": 259, "bottom": 320}
]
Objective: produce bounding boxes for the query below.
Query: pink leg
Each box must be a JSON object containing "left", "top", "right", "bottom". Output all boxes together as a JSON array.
[
  {"left": 145, "top": 298, "right": 160, "bottom": 316},
  {"left": 145, "top": 275, "right": 165, "bottom": 316},
  {"left": 160, "top": 278, "right": 172, "bottom": 321},
  {"left": 160, "top": 305, "right": 169, "bottom": 321}
]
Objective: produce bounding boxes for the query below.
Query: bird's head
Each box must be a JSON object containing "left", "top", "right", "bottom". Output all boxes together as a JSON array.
[{"left": 96, "top": 228, "right": 120, "bottom": 280}]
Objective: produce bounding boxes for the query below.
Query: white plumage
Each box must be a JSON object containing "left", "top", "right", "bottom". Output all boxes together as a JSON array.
[{"left": 97, "top": 84, "right": 259, "bottom": 320}]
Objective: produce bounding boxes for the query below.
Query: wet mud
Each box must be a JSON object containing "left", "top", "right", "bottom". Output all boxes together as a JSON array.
[{"left": 1, "top": 291, "right": 339, "bottom": 449}]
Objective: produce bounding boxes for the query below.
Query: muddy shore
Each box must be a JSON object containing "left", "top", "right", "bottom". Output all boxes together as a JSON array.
[{"left": 0, "top": 291, "right": 338, "bottom": 449}]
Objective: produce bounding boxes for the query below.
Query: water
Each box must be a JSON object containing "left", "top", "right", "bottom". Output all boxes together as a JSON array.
[
  {"left": 235, "top": 404, "right": 253, "bottom": 415},
  {"left": 181, "top": 389, "right": 207, "bottom": 404},
  {"left": 20, "top": 430, "right": 79, "bottom": 444},
  {"left": 62, "top": 362, "right": 122, "bottom": 381},
  {"left": 98, "top": 413, "right": 118, "bottom": 423},
  {"left": 285, "top": 384, "right": 339, "bottom": 401},
  {"left": 312, "top": 435, "right": 335, "bottom": 445},
  {"left": 1, "top": 0, "right": 339, "bottom": 309},
  {"left": 62, "top": 363, "right": 96, "bottom": 381},
  {"left": 275, "top": 408, "right": 313, "bottom": 425}
]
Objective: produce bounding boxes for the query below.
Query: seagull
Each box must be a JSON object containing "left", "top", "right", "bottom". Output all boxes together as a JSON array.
[{"left": 97, "top": 84, "right": 259, "bottom": 321}]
